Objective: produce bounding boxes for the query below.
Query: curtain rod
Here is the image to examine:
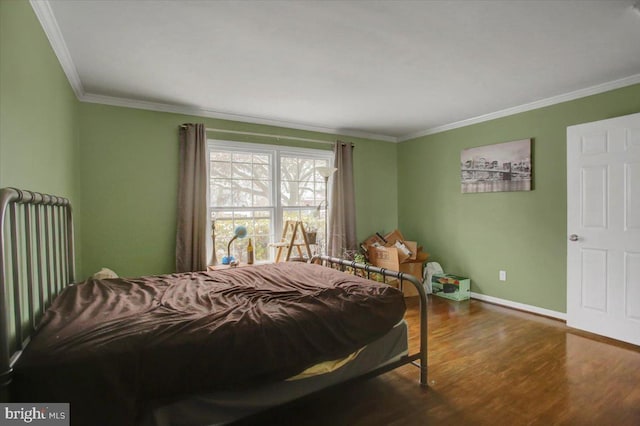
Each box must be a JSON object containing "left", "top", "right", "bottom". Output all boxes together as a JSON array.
[
  {"left": 179, "top": 125, "right": 335, "bottom": 145},
  {"left": 206, "top": 128, "right": 336, "bottom": 145}
]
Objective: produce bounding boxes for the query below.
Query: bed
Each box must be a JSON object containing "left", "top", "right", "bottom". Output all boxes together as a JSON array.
[{"left": 0, "top": 187, "right": 428, "bottom": 425}]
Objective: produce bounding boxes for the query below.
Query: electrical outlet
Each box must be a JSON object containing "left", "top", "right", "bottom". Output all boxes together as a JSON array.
[{"left": 499, "top": 270, "right": 507, "bottom": 281}]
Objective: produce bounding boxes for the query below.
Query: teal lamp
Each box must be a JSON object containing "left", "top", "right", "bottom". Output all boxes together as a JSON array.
[{"left": 222, "top": 225, "right": 247, "bottom": 265}]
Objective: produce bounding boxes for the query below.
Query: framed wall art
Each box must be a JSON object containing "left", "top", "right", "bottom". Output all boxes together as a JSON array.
[{"left": 461, "top": 139, "right": 532, "bottom": 193}]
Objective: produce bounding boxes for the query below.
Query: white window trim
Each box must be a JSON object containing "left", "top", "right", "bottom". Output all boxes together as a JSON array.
[{"left": 207, "top": 139, "right": 334, "bottom": 260}]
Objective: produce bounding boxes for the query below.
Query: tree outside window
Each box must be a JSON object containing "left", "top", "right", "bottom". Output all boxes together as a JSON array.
[{"left": 209, "top": 141, "right": 332, "bottom": 263}]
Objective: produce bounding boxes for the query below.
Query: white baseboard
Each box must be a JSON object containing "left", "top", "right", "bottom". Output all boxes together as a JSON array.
[{"left": 470, "top": 292, "right": 567, "bottom": 321}]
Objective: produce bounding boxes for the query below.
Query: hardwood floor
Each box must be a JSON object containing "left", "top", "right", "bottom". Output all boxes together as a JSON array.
[{"left": 238, "top": 295, "right": 640, "bottom": 425}]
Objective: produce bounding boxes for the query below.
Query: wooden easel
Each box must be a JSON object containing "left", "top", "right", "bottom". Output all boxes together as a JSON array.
[{"left": 270, "top": 220, "right": 312, "bottom": 262}]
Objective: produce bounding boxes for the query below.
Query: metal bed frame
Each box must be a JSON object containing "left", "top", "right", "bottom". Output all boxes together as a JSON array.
[
  {"left": 0, "top": 188, "right": 75, "bottom": 401},
  {"left": 309, "top": 255, "right": 428, "bottom": 386},
  {"left": 0, "top": 187, "right": 427, "bottom": 409}
]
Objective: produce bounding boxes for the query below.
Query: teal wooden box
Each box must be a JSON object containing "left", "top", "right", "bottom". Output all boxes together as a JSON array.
[{"left": 431, "top": 273, "right": 470, "bottom": 301}]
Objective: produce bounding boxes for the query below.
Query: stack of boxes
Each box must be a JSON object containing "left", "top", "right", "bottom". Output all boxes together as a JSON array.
[{"left": 362, "top": 229, "right": 429, "bottom": 297}]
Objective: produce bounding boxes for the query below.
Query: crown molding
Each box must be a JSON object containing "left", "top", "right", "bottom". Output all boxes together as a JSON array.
[
  {"left": 399, "top": 72, "right": 640, "bottom": 142},
  {"left": 79, "top": 93, "right": 398, "bottom": 142},
  {"left": 84, "top": 71, "right": 640, "bottom": 145},
  {"left": 30, "top": 0, "right": 85, "bottom": 98}
]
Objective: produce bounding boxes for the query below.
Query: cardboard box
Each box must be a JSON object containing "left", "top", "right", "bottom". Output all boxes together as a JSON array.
[
  {"left": 382, "top": 229, "right": 405, "bottom": 246},
  {"left": 362, "top": 233, "right": 386, "bottom": 248},
  {"left": 366, "top": 242, "right": 427, "bottom": 268},
  {"left": 367, "top": 245, "right": 422, "bottom": 267},
  {"left": 367, "top": 245, "right": 429, "bottom": 297},
  {"left": 368, "top": 246, "right": 403, "bottom": 269},
  {"left": 384, "top": 261, "right": 425, "bottom": 297},
  {"left": 362, "top": 229, "right": 429, "bottom": 297},
  {"left": 431, "top": 273, "right": 470, "bottom": 301},
  {"left": 396, "top": 260, "right": 425, "bottom": 297}
]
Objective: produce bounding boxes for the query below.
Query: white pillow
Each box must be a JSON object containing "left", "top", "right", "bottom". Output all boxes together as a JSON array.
[{"left": 92, "top": 267, "right": 119, "bottom": 279}]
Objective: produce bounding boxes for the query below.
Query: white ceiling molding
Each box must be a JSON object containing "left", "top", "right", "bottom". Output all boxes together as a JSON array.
[
  {"left": 399, "top": 72, "right": 640, "bottom": 142},
  {"left": 29, "top": 0, "right": 84, "bottom": 99},
  {"left": 31, "top": 0, "right": 640, "bottom": 145},
  {"left": 83, "top": 71, "right": 640, "bottom": 145},
  {"left": 80, "top": 93, "right": 398, "bottom": 143}
]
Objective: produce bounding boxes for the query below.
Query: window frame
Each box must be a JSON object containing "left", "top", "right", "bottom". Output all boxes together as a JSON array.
[{"left": 208, "top": 139, "right": 334, "bottom": 262}]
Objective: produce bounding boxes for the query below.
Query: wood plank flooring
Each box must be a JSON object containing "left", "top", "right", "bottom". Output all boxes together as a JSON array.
[{"left": 238, "top": 295, "right": 640, "bottom": 425}]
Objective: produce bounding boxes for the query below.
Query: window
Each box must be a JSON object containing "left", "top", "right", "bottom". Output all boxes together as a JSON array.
[{"left": 209, "top": 140, "right": 333, "bottom": 263}]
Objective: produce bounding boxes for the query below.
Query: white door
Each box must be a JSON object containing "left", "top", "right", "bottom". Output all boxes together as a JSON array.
[{"left": 567, "top": 112, "right": 640, "bottom": 346}]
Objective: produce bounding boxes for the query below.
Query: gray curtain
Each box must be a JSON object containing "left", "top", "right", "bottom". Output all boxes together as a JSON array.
[
  {"left": 328, "top": 141, "right": 357, "bottom": 257},
  {"left": 176, "top": 123, "right": 208, "bottom": 272}
]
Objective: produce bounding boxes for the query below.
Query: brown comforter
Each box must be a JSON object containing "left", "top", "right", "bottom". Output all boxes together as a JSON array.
[{"left": 12, "top": 262, "right": 405, "bottom": 425}]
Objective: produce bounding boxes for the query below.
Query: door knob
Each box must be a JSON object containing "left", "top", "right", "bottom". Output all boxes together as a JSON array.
[{"left": 569, "top": 234, "right": 579, "bottom": 242}]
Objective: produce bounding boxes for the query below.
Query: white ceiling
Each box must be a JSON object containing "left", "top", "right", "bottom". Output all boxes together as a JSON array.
[{"left": 38, "top": 0, "right": 640, "bottom": 142}]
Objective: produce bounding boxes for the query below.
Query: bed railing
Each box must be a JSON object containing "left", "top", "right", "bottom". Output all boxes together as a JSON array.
[
  {"left": 0, "top": 188, "right": 76, "bottom": 400},
  {"left": 309, "top": 255, "right": 428, "bottom": 387}
]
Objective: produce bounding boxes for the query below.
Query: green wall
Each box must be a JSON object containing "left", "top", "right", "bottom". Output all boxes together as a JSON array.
[
  {"left": 398, "top": 84, "right": 640, "bottom": 313},
  {"left": 77, "top": 103, "right": 397, "bottom": 279},
  {"left": 0, "top": 0, "right": 79, "bottom": 195},
  {"left": 0, "top": 0, "right": 81, "bottom": 269}
]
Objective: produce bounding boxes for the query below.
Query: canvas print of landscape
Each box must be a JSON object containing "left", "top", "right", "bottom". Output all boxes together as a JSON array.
[{"left": 461, "top": 139, "right": 532, "bottom": 193}]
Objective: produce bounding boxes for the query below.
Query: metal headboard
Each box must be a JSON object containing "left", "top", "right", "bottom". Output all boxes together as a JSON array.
[{"left": 0, "top": 188, "right": 75, "bottom": 396}]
